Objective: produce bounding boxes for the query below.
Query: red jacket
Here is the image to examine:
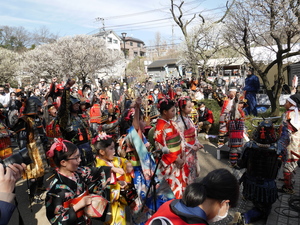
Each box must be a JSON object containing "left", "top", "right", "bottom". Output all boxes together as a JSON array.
[{"left": 146, "top": 200, "right": 208, "bottom": 225}]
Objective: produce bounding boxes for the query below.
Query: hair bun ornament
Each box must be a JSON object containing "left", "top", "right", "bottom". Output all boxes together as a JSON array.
[
  {"left": 157, "top": 97, "right": 170, "bottom": 110},
  {"left": 92, "top": 132, "right": 112, "bottom": 144},
  {"left": 46, "top": 138, "right": 71, "bottom": 158}
]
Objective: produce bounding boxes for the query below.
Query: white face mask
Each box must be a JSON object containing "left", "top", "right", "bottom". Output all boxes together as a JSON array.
[
  {"left": 176, "top": 92, "right": 182, "bottom": 95},
  {"left": 154, "top": 90, "right": 159, "bottom": 94},
  {"left": 208, "top": 201, "right": 229, "bottom": 223},
  {"left": 116, "top": 86, "right": 120, "bottom": 90},
  {"left": 200, "top": 107, "right": 205, "bottom": 111}
]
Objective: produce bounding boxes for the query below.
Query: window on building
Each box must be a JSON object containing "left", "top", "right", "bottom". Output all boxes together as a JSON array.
[
  {"left": 137, "top": 43, "right": 141, "bottom": 47},
  {"left": 130, "top": 42, "right": 133, "bottom": 46},
  {"left": 134, "top": 52, "right": 138, "bottom": 57},
  {"left": 108, "top": 37, "right": 112, "bottom": 43},
  {"left": 113, "top": 39, "right": 118, "bottom": 44}
]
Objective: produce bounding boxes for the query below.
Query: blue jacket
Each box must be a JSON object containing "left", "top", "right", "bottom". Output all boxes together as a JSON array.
[
  {"left": 243, "top": 74, "right": 260, "bottom": 93},
  {"left": 0, "top": 199, "right": 16, "bottom": 225}
]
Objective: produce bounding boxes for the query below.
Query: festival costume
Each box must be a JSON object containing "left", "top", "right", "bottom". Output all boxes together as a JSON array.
[
  {"left": 154, "top": 118, "right": 189, "bottom": 199},
  {"left": 45, "top": 166, "right": 111, "bottom": 225},
  {"left": 145, "top": 199, "right": 208, "bottom": 225},
  {"left": 278, "top": 109, "right": 300, "bottom": 193},
  {"left": 58, "top": 88, "right": 93, "bottom": 166},
  {"left": 218, "top": 95, "right": 245, "bottom": 167},
  {"left": 237, "top": 120, "right": 280, "bottom": 224},
  {"left": 118, "top": 126, "right": 174, "bottom": 224},
  {"left": 12, "top": 97, "right": 48, "bottom": 200},
  {"left": 89, "top": 103, "right": 102, "bottom": 137},
  {"left": 176, "top": 115, "right": 200, "bottom": 184},
  {"left": 95, "top": 156, "right": 132, "bottom": 225},
  {"left": 0, "top": 114, "right": 12, "bottom": 160}
]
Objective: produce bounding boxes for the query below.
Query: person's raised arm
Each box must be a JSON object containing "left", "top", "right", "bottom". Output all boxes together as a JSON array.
[{"left": 132, "top": 97, "right": 142, "bottom": 131}]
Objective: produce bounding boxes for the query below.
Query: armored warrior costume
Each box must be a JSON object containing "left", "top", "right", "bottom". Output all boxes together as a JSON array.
[
  {"left": 12, "top": 96, "right": 48, "bottom": 201},
  {"left": 237, "top": 120, "right": 281, "bottom": 224},
  {"left": 58, "top": 85, "right": 93, "bottom": 166}
]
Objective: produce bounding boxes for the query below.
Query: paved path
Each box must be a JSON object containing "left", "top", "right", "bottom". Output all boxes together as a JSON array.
[{"left": 7, "top": 136, "right": 300, "bottom": 224}]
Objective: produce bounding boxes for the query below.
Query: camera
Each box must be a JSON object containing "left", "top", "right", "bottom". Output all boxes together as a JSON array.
[{"left": 0, "top": 148, "right": 32, "bottom": 168}]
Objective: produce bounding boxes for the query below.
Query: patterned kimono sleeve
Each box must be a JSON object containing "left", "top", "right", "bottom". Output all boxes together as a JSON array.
[
  {"left": 45, "top": 187, "right": 78, "bottom": 225},
  {"left": 78, "top": 166, "right": 112, "bottom": 191}
]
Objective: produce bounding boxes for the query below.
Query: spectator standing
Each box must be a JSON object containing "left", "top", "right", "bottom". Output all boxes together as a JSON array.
[
  {"left": 243, "top": 68, "right": 260, "bottom": 116},
  {"left": 112, "top": 83, "right": 123, "bottom": 105},
  {"left": 0, "top": 85, "right": 10, "bottom": 123}
]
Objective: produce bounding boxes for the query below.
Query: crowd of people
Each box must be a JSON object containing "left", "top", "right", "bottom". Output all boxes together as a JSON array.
[{"left": 0, "top": 67, "right": 299, "bottom": 225}]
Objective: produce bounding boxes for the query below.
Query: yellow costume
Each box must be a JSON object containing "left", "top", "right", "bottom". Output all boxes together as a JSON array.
[{"left": 95, "top": 156, "right": 132, "bottom": 225}]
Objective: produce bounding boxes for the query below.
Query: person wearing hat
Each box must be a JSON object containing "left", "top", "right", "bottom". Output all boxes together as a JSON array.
[
  {"left": 12, "top": 96, "right": 48, "bottom": 203},
  {"left": 56, "top": 79, "right": 94, "bottom": 167},
  {"left": 277, "top": 94, "right": 300, "bottom": 194},
  {"left": 243, "top": 67, "right": 260, "bottom": 116}
]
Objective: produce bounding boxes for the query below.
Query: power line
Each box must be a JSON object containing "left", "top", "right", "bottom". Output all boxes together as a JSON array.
[
  {"left": 87, "top": 5, "right": 227, "bottom": 37},
  {"left": 97, "top": 6, "right": 226, "bottom": 30},
  {"left": 104, "top": 0, "right": 202, "bottom": 20}
]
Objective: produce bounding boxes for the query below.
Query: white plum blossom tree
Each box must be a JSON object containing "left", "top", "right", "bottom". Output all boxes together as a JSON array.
[
  {"left": 23, "top": 35, "right": 123, "bottom": 84},
  {"left": 0, "top": 47, "right": 20, "bottom": 83}
]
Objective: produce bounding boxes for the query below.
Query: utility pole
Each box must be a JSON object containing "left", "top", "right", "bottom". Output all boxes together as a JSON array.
[{"left": 95, "top": 17, "right": 105, "bottom": 32}]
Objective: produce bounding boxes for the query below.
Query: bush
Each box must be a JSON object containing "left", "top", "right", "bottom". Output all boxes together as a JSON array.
[{"left": 200, "top": 99, "right": 285, "bottom": 139}]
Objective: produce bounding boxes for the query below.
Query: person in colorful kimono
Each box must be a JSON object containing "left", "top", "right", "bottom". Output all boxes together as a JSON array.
[
  {"left": 118, "top": 97, "right": 174, "bottom": 224},
  {"left": 154, "top": 97, "right": 189, "bottom": 199},
  {"left": 277, "top": 94, "right": 300, "bottom": 194},
  {"left": 176, "top": 96, "right": 203, "bottom": 184},
  {"left": 45, "top": 138, "right": 122, "bottom": 225},
  {"left": 94, "top": 132, "right": 131, "bottom": 225}
]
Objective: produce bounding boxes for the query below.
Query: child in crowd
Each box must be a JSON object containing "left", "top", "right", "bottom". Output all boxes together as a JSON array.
[
  {"left": 176, "top": 96, "right": 203, "bottom": 184},
  {"left": 154, "top": 97, "right": 189, "bottom": 199},
  {"left": 45, "top": 138, "right": 122, "bottom": 225},
  {"left": 94, "top": 132, "right": 132, "bottom": 225}
]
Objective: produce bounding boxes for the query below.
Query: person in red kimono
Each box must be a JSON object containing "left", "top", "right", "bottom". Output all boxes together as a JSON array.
[
  {"left": 154, "top": 97, "right": 189, "bottom": 199},
  {"left": 176, "top": 97, "right": 203, "bottom": 184}
]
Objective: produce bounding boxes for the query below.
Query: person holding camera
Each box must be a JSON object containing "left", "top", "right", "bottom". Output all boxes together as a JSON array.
[{"left": 0, "top": 163, "right": 26, "bottom": 225}]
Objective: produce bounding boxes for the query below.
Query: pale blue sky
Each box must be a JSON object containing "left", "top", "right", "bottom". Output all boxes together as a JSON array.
[{"left": 0, "top": 0, "right": 228, "bottom": 46}]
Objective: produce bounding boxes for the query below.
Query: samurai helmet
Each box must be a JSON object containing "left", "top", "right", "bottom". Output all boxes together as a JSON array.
[
  {"left": 23, "top": 97, "right": 42, "bottom": 115},
  {"left": 253, "top": 119, "right": 277, "bottom": 144}
]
